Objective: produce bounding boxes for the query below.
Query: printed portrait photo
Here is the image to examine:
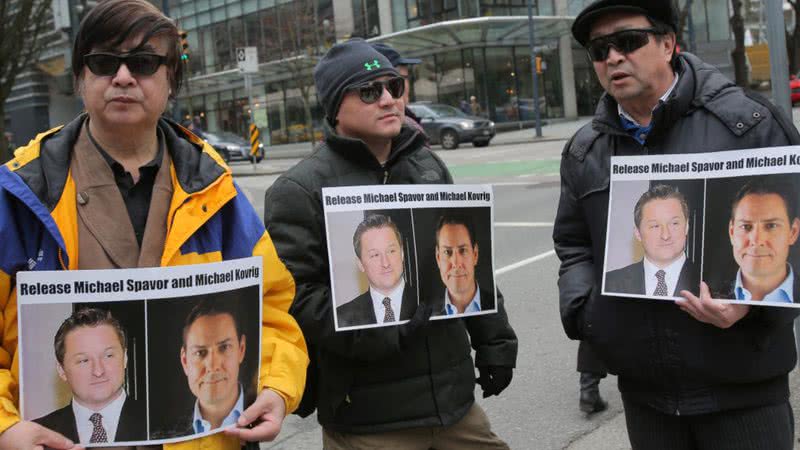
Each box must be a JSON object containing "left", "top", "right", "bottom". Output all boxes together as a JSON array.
[
  {"left": 146, "top": 286, "right": 261, "bottom": 440},
  {"left": 20, "top": 301, "right": 148, "bottom": 445},
  {"left": 603, "top": 180, "right": 704, "bottom": 299},
  {"left": 703, "top": 175, "right": 800, "bottom": 304},
  {"left": 327, "top": 209, "right": 420, "bottom": 331},
  {"left": 413, "top": 207, "right": 496, "bottom": 318}
]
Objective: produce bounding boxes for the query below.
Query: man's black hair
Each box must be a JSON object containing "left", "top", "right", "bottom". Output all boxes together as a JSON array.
[
  {"left": 435, "top": 213, "right": 477, "bottom": 248},
  {"left": 182, "top": 297, "right": 243, "bottom": 347},
  {"left": 730, "top": 177, "right": 798, "bottom": 222}
]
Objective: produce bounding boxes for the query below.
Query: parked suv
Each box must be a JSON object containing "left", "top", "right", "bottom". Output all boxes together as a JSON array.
[
  {"left": 407, "top": 103, "right": 495, "bottom": 149},
  {"left": 204, "top": 131, "right": 263, "bottom": 163}
]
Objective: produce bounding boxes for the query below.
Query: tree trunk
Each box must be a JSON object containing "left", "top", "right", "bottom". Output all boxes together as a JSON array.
[
  {"left": 730, "top": 0, "right": 748, "bottom": 87},
  {"left": 793, "top": 6, "right": 800, "bottom": 75},
  {"left": 0, "top": 105, "right": 9, "bottom": 164},
  {"left": 789, "top": 30, "right": 797, "bottom": 75},
  {"left": 301, "top": 86, "right": 314, "bottom": 151}
]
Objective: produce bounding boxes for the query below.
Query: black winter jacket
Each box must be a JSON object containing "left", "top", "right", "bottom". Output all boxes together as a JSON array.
[
  {"left": 264, "top": 124, "right": 517, "bottom": 433},
  {"left": 554, "top": 53, "right": 800, "bottom": 415}
]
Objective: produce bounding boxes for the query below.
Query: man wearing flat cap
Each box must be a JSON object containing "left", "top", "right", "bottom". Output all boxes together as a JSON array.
[
  {"left": 371, "top": 42, "right": 426, "bottom": 130},
  {"left": 553, "top": 0, "right": 800, "bottom": 448},
  {"left": 264, "top": 38, "right": 517, "bottom": 449}
]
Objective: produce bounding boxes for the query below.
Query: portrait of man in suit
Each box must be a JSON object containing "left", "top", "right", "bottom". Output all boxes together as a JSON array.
[
  {"left": 336, "top": 213, "right": 416, "bottom": 327},
  {"left": 726, "top": 178, "right": 800, "bottom": 302},
  {"left": 605, "top": 184, "right": 699, "bottom": 297},
  {"left": 179, "top": 299, "right": 247, "bottom": 435},
  {"left": 33, "top": 307, "right": 144, "bottom": 444},
  {"left": 433, "top": 213, "right": 492, "bottom": 316}
]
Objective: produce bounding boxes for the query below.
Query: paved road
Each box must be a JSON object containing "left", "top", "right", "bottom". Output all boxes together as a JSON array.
[{"left": 231, "top": 120, "right": 800, "bottom": 449}]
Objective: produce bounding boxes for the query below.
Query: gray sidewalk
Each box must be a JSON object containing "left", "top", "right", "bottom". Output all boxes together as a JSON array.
[
  {"left": 235, "top": 105, "right": 800, "bottom": 178},
  {"left": 229, "top": 116, "right": 594, "bottom": 178},
  {"left": 566, "top": 370, "right": 800, "bottom": 449}
]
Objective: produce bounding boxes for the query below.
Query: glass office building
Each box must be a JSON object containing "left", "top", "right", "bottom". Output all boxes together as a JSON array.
[{"left": 7, "top": 0, "right": 734, "bottom": 146}]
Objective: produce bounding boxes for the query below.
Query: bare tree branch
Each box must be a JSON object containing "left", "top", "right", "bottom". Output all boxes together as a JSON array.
[{"left": 0, "top": 0, "right": 52, "bottom": 162}]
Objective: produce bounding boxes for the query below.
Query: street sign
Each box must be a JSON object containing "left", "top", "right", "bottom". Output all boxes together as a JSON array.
[
  {"left": 51, "top": 0, "right": 71, "bottom": 31},
  {"left": 236, "top": 47, "right": 259, "bottom": 73}
]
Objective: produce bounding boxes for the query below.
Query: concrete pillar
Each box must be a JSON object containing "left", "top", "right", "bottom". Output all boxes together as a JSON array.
[
  {"left": 333, "top": 0, "right": 354, "bottom": 42},
  {"left": 378, "top": 0, "right": 393, "bottom": 35},
  {"left": 559, "top": 35, "right": 578, "bottom": 119},
  {"left": 556, "top": 0, "right": 578, "bottom": 119}
]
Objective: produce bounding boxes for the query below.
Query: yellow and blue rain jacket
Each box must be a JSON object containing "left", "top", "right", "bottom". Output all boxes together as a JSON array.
[{"left": 0, "top": 115, "right": 308, "bottom": 449}]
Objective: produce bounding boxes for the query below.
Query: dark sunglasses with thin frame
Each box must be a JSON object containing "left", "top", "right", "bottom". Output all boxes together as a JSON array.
[
  {"left": 84, "top": 52, "right": 167, "bottom": 77},
  {"left": 348, "top": 76, "right": 406, "bottom": 104},
  {"left": 586, "top": 28, "right": 664, "bottom": 62}
]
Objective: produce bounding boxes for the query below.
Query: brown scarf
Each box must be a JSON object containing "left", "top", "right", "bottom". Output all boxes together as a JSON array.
[{"left": 70, "top": 122, "right": 173, "bottom": 269}]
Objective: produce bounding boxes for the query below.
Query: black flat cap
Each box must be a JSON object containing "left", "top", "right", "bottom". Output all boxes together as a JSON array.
[
  {"left": 571, "top": 0, "right": 678, "bottom": 46},
  {"left": 371, "top": 42, "right": 422, "bottom": 66}
]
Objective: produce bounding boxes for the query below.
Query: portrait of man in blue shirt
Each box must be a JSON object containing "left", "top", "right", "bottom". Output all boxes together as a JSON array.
[
  {"left": 434, "top": 214, "right": 491, "bottom": 316},
  {"left": 179, "top": 299, "right": 246, "bottom": 434},
  {"left": 728, "top": 178, "right": 800, "bottom": 303}
]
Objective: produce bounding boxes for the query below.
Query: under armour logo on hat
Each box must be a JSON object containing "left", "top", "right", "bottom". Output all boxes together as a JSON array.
[{"left": 364, "top": 59, "right": 381, "bottom": 71}]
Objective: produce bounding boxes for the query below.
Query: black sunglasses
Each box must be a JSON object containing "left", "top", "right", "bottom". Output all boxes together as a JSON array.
[
  {"left": 348, "top": 77, "right": 406, "bottom": 104},
  {"left": 84, "top": 52, "right": 167, "bottom": 76},
  {"left": 586, "top": 28, "right": 663, "bottom": 62}
]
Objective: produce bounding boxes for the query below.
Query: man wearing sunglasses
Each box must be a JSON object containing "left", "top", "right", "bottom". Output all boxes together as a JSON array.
[
  {"left": 371, "top": 43, "right": 424, "bottom": 128},
  {"left": 554, "top": 0, "right": 800, "bottom": 448},
  {"left": 264, "top": 38, "right": 516, "bottom": 449},
  {"left": 0, "top": 0, "right": 309, "bottom": 449}
]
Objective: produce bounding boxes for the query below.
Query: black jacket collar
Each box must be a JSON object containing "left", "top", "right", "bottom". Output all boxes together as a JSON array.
[
  {"left": 16, "top": 113, "right": 225, "bottom": 211},
  {"left": 322, "top": 122, "right": 426, "bottom": 169},
  {"left": 591, "top": 53, "right": 734, "bottom": 143}
]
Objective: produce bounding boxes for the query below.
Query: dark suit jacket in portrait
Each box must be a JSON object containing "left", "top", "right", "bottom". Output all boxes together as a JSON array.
[
  {"left": 604, "top": 259, "right": 700, "bottom": 297},
  {"left": 336, "top": 284, "right": 416, "bottom": 327},
  {"left": 432, "top": 287, "right": 494, "bottom": 317},
  {"left": 33, "top": 396, "right": 146, "bottom": 443}
]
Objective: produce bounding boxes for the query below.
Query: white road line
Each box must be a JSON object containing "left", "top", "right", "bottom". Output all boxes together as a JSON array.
[
  {"left": 495, "top": 249, "right": 556, "bottom": 275},
  {"left": 495, "top": 222, "right": 554, "bottom": 227}
]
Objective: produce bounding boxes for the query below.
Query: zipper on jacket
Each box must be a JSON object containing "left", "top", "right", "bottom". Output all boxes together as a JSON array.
[
  {"left": 675, "top": 408, "right": 680, "bottom": 416},
  {"left": 58, "top": 247, "right": 67, "bottom": 270},
  {"left": 382, "top": 169, "right": 389, "bottom": 184}
]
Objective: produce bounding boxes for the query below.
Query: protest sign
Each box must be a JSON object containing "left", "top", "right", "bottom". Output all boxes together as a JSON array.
[
  {"left": 17, "top": 257, "right": 262, "bottom": 446},
  {"left": 323, "top": 184, "right": 497, "bottom": 330},
  {"left": 603, "top": 146, "right": 800, "bottom": 307}
]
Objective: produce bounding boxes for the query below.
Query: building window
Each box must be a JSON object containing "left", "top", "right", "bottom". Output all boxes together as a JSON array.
[
  {"left": 406, "top": 0, "right": 460, "bottom": 25},
  {"left": 480, "top": 0, "right": 528, "bottom": 16},
  {"left": 353, "top": 0, "right": 381, "bottom": 37}
]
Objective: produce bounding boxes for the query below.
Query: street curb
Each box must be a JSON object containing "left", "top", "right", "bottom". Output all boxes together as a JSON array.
[
  {"left": 230, "top": 168, "right": 286, "bottom": 177},
  {"left": 489, "top": 136, "right": 569, "bottom": 147}
]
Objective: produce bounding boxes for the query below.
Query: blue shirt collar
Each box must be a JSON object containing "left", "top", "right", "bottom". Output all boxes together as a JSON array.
[
  {"left": 618, "top": 72, "right": 679, "bottom": 145},
  {"left": 192, "top": 385, "right": 244, "bottom": 434},
  {"left": 734, "top": 265, "right": 794, "bottom": 303},
  {"left": 444, "top": 284, "right": 482, "bottom": 315}
]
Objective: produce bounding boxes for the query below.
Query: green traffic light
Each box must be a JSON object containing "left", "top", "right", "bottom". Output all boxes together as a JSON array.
[{"left": 181, "top": 54, "right": 189, "bottom": 61}]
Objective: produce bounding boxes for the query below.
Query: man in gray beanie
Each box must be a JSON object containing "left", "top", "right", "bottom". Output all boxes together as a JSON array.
[
  {"left": 264, "top": 38, "right": 517, "bottom": 449},
  {"left": 554, "top": 0, "right": 800, "bottom": 448}
]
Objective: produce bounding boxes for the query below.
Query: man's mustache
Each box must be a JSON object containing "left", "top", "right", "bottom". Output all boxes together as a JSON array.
[{"left": 200, "top": 372, "right": 228, "bottom": 384}]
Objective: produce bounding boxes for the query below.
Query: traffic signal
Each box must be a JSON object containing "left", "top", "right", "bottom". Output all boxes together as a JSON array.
[
  {"left": 75, "top": 0, "right": 98, "bottom": 20},
  {"left": 535, "top": 56, "right": 543, "bottom": 74},
  {"left": 179, "top": 30, "right": 189, "bottom": 62}
]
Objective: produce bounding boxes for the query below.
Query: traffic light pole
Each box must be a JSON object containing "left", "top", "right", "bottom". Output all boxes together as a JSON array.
[
  {"left": 244, "top": 72, "right": 257, "bottom": 166},
  {"left": 527, "top": 0, "right": 543, "bottom": 138}
]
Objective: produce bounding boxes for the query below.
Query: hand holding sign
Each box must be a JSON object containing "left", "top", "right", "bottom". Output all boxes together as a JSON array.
[{"left": 676, "top": 282, "right": 750, "bottom": 329}]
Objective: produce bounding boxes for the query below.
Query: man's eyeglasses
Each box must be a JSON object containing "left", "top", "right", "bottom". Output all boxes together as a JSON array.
[
  {"left": 84, "top": 52, "right": 167, "bottom": 77},
  {"left": 586, "top": 28, "right": 663, "bottom": 62},
  {"left": 348, "top": 77, "right": 405, "bottom": 104}
]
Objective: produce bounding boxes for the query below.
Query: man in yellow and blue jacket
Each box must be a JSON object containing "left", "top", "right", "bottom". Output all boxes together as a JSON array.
[{"left": 0, "top": 0, "right": 307, "bottom": 448}]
